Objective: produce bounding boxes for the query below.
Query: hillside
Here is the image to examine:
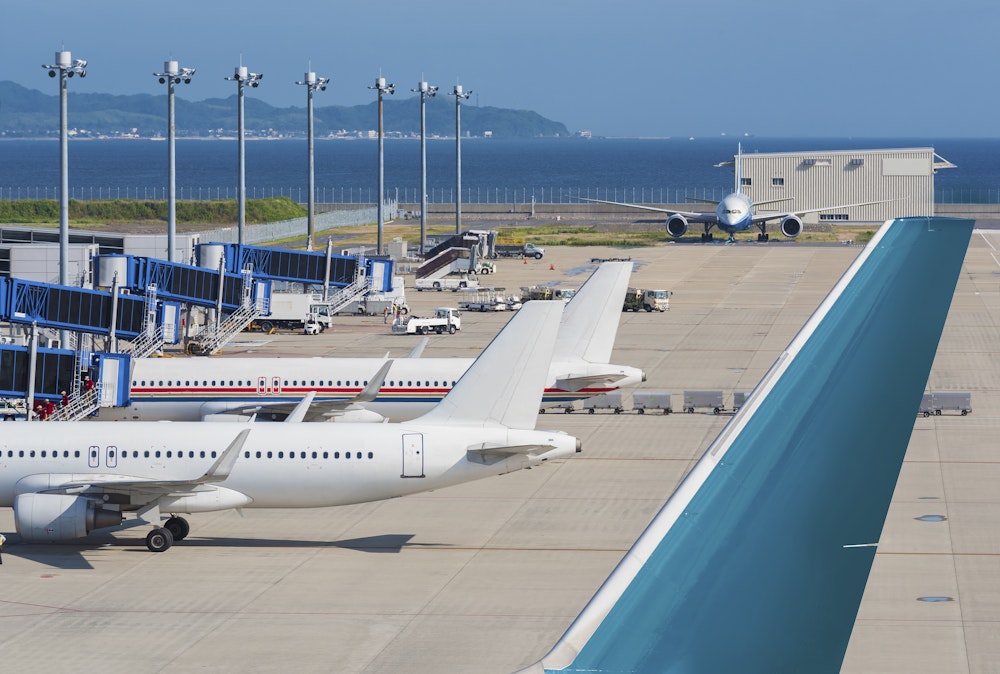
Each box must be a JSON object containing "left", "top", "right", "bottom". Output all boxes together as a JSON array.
[{"left": 0, "top": 81, "right": 570, "bottom": 139}]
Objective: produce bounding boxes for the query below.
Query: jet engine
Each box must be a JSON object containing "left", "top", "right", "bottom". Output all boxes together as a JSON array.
[
  {"left": 780, "top": 215, "right": 803, "bottom": 238},
  {"left": 14, "top": 493, "right": 123, "bottom": 541},
  {"left": 665, "top": 215, "right": 689, "bottom": 238}
]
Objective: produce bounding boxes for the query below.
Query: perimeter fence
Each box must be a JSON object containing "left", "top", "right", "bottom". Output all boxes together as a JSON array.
[{"left": 0, "top": 185, "right": 996, "bottom": 204}]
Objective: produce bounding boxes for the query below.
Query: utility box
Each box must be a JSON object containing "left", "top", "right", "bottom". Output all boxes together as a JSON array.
[
  {"left": 632, "top": 390, "right": 672, "bottom": 414},
  {"left": 583, "top": 391, "right": 625, "bottom": 414},
  {"left": 683, "top": 390, "right": 725, "bottom": 415},
  {"left": 919, "top": 391, "right": 972, "bottom": 416}
]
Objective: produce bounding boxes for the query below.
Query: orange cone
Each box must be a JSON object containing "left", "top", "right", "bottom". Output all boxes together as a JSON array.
[
  {"left": 523, "top": 257, "right": 527, "bottom": 264},
  {"left": 549, "top": 263, "right": 554, "bottom": 271}
]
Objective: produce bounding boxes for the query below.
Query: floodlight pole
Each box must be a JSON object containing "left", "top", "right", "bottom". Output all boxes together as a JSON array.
[
  {"left": 225, "top": 65, "right": 263, "bottom": 247},
  {"left": 369, "top": 77, "right": 394, "bottom": 255},
  {"left": 412, "top": 81, "right": 437, "bottom": 254},
  {"left": 449, "top": 84, "right": 472, "bottom": 235},
  {"left": 296, "top": 70, "right": 329, "bottom": 252},
  {"left": 42, "top": 50, "right": 86, "bottom": 347},
  {"left": 154, "top": 61, "right": 195, "bottom": 263}
]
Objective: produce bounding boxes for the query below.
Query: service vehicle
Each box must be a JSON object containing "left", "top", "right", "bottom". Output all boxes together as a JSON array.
[
  {"left": 251, "top": 293, "right": 335, "bottom": 332},
  {"left": 623, "top": 287, "right": 671, "bottom": 312},
  {"left": 392, "top": 307, "right": 462, "bottom": 335},
  {"left": 415, "top": 275, "right": 479, "bottom": 292}
]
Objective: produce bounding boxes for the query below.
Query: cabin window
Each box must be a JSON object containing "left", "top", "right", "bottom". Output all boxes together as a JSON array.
[
  {"left": 41, "top": 451, "right": 46, "bottom": 458},
  {"left": 300, "top": 451, "right": 306, "bottom": 459},
  {"left": 368, "top": 452, "right": 373, "bottom": 459},
  {"left": 244, "top": 451, "right": 250, "bottom": 458},
  {"left": 155, "top": 451, "right": 161, "bottom": 458},
  {"left": 334, "top": 452, "right": 340, "bottom": 459},
  {"left": 19, "top": 450, "right": 24, "bottom": 457},
  {"left": 267, "top": 451, "right": 273, "bottom": 459},
  {"left": 166, "top": 451, "right": 172, "bottom": 458},
  {"left": 144, "top": 450, "right": 150, "bottom": 458},
  {"left": 278, "top": 451, "right": 284, "bottom": 458},
  {"left": 337, "top": 380, "right": 342, "bottom": 387},
  {"left": 211, "top": 381, "right": 217, "bottom": 386},
  {"left": 200, "top": 451, "right": 205, "bottom": 458},
  {"left": 255, "top": 451, "right": 261, "bottom": 458}
]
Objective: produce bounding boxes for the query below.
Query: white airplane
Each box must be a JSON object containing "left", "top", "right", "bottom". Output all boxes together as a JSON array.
[
  {"left": 0, "top": 301, "right": 580, "bottom": 553},
  {"left": 517, "top": 217, "right": 973, "bottom": 673},
  {"left": 584, "top": 144, "right": 899, "bottom": 243},
  {"left": 99, "top": 262, "right": 645, "bottom": 423}
]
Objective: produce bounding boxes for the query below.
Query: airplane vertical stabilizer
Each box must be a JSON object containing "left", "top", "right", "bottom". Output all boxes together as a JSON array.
[
  {"left": 416, "top": 300, "right": 563, "bottom": 429},
  {"left": 521, "top": 217, "right": 973, "bottom": 673},
  {"left": 554, "top": 261, "right": 632, "bottom": 364}
]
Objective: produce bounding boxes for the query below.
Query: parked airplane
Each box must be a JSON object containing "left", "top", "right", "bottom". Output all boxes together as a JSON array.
[
  {"left": 517, "top": 217, "right": 974, "bottom": 672},
  {"left": 100, "top": 262, "right": 644, "bottom": 423},
  {"left": 0, "top": 301, "right": 580, "bottom": 553},
  {"left": 583, "top": 144, "right": 899, "bottom": 242}
]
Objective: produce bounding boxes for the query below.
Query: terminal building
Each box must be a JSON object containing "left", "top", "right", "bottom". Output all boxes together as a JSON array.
[{"left": 737, "top": 147, "right": 955, "bottom": 224}]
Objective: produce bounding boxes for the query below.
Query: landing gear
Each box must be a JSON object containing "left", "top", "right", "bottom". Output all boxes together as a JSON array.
[
  {"left": 700, "top": 232, "right": 715, "bottom": 242},
  {"left": 164, "top": 516, "right": 190, "bottom": 541},
  {"left": 146, "top": 527, "right": 174, "bottom": 552},
  {"left": 756, "top": 232, "right": 770, "bottom": 242}
]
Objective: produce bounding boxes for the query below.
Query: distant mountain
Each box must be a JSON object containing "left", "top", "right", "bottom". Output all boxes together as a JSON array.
[{"left": 0, "top": 81, "right": 570, "bottom": 139}]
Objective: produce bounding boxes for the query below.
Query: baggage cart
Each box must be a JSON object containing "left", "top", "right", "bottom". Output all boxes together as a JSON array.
[
  {"left": 632, "top": 390, "right": 672, "bottom": 415},
  {"left": 583, "top": 391, "right": 625, "bottom": 414},
  {"left": 683, "top": 390, "right": 725, "bottom": 415}
]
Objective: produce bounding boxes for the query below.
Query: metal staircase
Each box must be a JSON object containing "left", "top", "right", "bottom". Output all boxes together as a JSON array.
[
  {"left": 188, "top": 266, "right": 264, "bottom": 355},
  {"left": 121, "top": 325, "right": 165, "bottom": 359},
  {"left": 324, "top": 254, "right": 372, "bottom": 314},
  {"left": 46, "top": 386, "right": 99, "bottom": 421}
]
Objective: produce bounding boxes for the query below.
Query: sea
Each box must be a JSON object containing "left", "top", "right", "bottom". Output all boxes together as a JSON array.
[{"left": 0, "top": 136, "right": 998, "bottom": 204}]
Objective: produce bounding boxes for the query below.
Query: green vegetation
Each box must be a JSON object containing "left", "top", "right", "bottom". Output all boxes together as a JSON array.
[{"left": 0, "top": 197, "right": 306, "bottom": 225}]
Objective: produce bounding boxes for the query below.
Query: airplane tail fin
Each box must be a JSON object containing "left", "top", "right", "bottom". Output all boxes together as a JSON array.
[
  {"left": 416, "top": 300, "right": 564, "bottom": 430},
  {"left": 521, "top": 217, "right": 973, "bottom": 673},
  {"left": 554, "top": 261, "right": 632, "bottom": 364},
  {"left": 735, "top": 141, "right": 743, "bottom": 194}
]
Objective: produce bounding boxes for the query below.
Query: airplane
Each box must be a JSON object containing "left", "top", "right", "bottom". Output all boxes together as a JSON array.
[
  {"left": 97, "top": 261, "right": 645, "bottom": 423},
  {"left": 583, "top": 144, "right": 900, "bottom": 243},
  {"left": 0, "top": 301, "right": 581, "bottom": 553},
  {"left": 516, "top": 217, "right": 974, "bottom": 673}
]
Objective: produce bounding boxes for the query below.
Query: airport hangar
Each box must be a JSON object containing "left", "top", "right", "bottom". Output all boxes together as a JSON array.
[{"left": 735, "top": 147, "right": 954, "bottom": 223}]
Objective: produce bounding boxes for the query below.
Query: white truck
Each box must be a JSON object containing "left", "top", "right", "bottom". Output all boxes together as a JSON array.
[
  {"left": 392, "top": 307, "right": 462, "bottom": 335},
  {"left": 254, "top": 293, "right": 334, "bottom": 332},
  {"left": 415, "top": 275, "right": 479, "bottom": 292},
  {"left": 623, "top": 288, "right": 671, "bottom": 312}
]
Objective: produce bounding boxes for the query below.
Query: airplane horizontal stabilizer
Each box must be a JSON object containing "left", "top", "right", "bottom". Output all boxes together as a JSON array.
[
  {"left": 524, "top": 217, "right": 974, "bottom": 673},
  {"left": 466, "top": 444, "right": 555, "bottom": 465},
  {"left": 553, "top": 373, "right": 628, "bottom": 393}
]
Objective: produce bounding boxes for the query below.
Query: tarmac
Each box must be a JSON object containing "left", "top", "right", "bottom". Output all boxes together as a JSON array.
[{"left": 0, "top": 231, "right": 998, "bottom": 673}]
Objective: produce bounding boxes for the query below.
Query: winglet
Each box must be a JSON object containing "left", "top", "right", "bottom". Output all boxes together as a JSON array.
[
  {"left": 555, "top": 262, "right": 632, "bottom": 365},
  {"left": 194, "top": 428, "right": 251, "bottom": 483},
  {"left": 523, "top": 217, "right": 973, "bottom": 673},
  {"left": 284, "top": 391, "right": 317, "bottom": 423},
  {"left": 416, "top": 301, "right": 564, "bottom": 429},
  {"left": 355, "top": 360, "right": 393, "bottom": 404},
  {"left": 407, "top": 337, "right": 429, "bottom": 358}
]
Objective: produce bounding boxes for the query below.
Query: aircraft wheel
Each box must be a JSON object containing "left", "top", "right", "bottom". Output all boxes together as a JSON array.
[
  {"left": 588, "top": 408, "right": 595, "bottom": 414},
  {"left": 146, "top": 527, "right": 174, "bottom": 553},
  {"left": 164, "top": 516, "right": 190, "bottom": 541}
]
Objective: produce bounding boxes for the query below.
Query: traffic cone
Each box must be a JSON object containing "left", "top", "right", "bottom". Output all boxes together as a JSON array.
[
  {"left": 549, "top": 263, "right": 554, "bottom": 271},
  {"left": 523, "top": 257, "right": 527, "bottom": 264}
]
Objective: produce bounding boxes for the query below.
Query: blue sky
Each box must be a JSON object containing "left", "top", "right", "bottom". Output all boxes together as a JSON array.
[{"left": 4, "top": 0, "right": 998, "bottom": 138}]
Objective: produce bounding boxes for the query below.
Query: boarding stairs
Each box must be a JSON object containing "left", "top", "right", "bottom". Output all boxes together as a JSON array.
[
  {"left": 323, "top": 255, "right": 372, "bottom": 314},
  {"left": 46, "top": 386, "right": 99, "bottom": 421},
  {"left": 120, "top": 325, "right": 165, "bottom": 359},
  {"left": 188, "top": 267, "right": 264, "bottom": 355}
]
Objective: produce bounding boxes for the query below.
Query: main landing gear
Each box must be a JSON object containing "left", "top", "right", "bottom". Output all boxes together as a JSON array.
[
  {"left": 145, "top": 515, "right": 190, "bottom": 552},
  {"left": 756, "top": 232, "right": 770, "bottom": 242}
]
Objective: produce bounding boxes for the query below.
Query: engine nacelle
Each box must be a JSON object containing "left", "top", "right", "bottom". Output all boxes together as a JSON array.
[
  {"left": 665, "top": 215, "right": 689, "bottom": 238},
  {"left": 333, "top": 408, "right": 388, "bottom": 423},
  {"left": 780, "top": 215, "right": 803, "bottom": 238},
  {"left": 14, "top": 493, "right": 123, "bottom": 541}
]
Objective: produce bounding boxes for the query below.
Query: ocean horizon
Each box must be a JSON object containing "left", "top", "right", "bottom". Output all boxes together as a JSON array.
[{"left": 1, "top": 136, "right": 998, "bottom": 204}]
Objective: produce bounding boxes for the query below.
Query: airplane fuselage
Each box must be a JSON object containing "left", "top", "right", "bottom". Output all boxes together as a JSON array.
[
  {"left": 95, "top": 356, "right": 645, "bottom": 422},
  {"left": 0, "top": 421, "right": 578, "bottom": 512},
  {"left": 714, "top": 192, "right": 754, "bottom": 234}
]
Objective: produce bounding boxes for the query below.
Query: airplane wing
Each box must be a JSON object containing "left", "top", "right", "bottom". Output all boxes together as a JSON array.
[
  {"left": 578, "top": 197, "right": 716, "bottom": 222},
  {"left": 218, "top": 360, "right": 394, "bottom": 422},
  {"left": 32, "top": 428, "right": 252, "bottom": 495},
  {"left": 519, "top": 217, "right": 973, "bottom": 673},
  {"left": 752, "top": 196, "right": 908, "bottom": 224}
]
